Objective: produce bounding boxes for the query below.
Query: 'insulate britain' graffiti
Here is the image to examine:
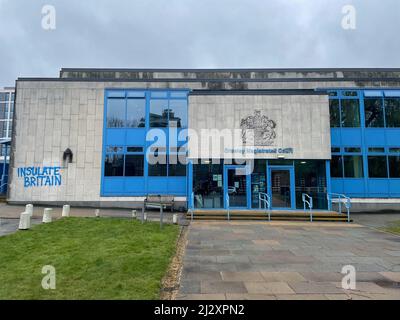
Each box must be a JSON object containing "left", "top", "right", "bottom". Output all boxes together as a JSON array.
[{"left": 17, "top": 167, "right": 62, "bottom": 187}]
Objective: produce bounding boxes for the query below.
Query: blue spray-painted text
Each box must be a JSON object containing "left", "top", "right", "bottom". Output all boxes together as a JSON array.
[{"left": 17, "top": 167, "right": 62, "bottom": 187}]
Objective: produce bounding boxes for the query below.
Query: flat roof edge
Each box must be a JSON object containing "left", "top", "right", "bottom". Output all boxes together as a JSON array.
[
  {"left": 60, "top": 67, "right": 400, "bottom": 72},
  {"left": 189, "top": 89, "right": 326, "bottom": 96},
  {"left": 16, "top": 77, "right": 400, "bottom": 83}
]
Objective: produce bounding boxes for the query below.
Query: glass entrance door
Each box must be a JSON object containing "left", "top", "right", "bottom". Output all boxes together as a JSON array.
[
  {"left": 269, "top": 169, "right": 293, "bottom": 209},
  {"left": 226, "top": 168, "right": 248, "bottom": 208}
]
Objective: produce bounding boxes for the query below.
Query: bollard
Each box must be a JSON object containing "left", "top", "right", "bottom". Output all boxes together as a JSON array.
[
  {"left": 42, "top": 208, "right": 53, "bottom": 223},
  {"left": 25, "top": 204, "right": 33, "bottom": 217},
  {"left": 143, "top": 212, "right": 147, "bottom": 222},
  {"left": 19, "top": 212, "right": 31, "bottom": 230},
  {"left": 132, "top": 210, "right": 137, "bottom": 219},
  {"left": 173, "top": 213, "right": 178, "bottom": 225},
  {"left": 62, "top": 205, "right": 70, "bottom": 217},
  {"left": 95, "top": 209, "right": 100, "bottom": 217}
]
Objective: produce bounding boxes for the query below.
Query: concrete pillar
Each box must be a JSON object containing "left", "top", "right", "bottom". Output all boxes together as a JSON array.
[
  {"left": 42, "top": 208, "right": 53, "bottom": 223},
  {"left": 62, "top": 205, "right": 70, "bottom": 217},
  {"left": 19, "top": 212, "right": 31, "bottom": 230},
  {"left": 132, "top": 210, "right": 137, "bottom": 218},
  {"left": 25, "top": 204, "right": 33, "bottom": 217},
  {"left": 143, "top": 212, "right": 147, "bottom": 221},
  {"left": 95, "top": 209, "right": 100, "bottom": 217},
  {"left": 173, "top": 214, "right": 178, "bottom": 224}
]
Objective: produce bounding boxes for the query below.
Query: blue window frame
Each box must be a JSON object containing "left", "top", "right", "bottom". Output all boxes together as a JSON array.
[{"left": 102, "top": 89, "right": 189, "bottom": 196}]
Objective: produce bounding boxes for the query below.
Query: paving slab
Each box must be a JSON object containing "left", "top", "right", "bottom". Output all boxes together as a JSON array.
[{"left": 177, "top": 220, "right": 400, "bottom": 300}]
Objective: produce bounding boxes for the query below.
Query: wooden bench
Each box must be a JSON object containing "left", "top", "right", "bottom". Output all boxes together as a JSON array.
[{"left": 144, "top": 195, "right": 175, "bottom": 212}]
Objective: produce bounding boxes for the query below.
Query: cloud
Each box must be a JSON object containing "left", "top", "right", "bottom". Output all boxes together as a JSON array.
[{"left": 0, "top": 0, "right": 399, "bottom": 86}]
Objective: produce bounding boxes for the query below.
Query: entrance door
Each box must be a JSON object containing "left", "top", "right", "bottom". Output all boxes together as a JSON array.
[
  {"left": 226, "top": 168, "right": 248, "bottom": 208},
  {"left": 268, "top": 167, "right": 295, "bottom": 209}
]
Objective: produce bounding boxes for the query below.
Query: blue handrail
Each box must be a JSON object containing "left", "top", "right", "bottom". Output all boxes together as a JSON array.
[
  {"left": 258, "top": 192, "right": 271, "bottom": 221},
  {"left": 190, "top": 192, "right": 194, "bottom": 221},
  {"left": 327, "top": 193, "right": 351, "bottom": 223},
  {"left": 226, "top": 194, "right": 230, "bottom": 221},
  {"left": 302, "top": 193, "right": 313, "bottom": 222}
]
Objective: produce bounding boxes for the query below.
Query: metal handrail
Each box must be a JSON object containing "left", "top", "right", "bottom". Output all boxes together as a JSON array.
[
  {"left": 190, "top": 192, "right": 194, "bottom": 221},
  {"left": 327, "top": 193, "right": 351, "bottom": 223},
  {"left": 302, "top": 193, "right": 313, "bottom": 222},
  {"left": 226, "top": 194, "right": 230, "bottom": 221},
  {"left": 258, "top": 192, "right": 271, "bottom": 221}
]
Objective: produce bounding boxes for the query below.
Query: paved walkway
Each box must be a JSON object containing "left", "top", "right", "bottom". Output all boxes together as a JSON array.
[
  {"left": 0, "top": 218, "right": 42, "bottom": 236},
  {"left": 178, "top": 221, "right": 400, "bottom": 300}
]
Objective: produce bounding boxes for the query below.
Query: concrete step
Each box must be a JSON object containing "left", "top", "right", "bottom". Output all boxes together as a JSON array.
[{"left": 186, "top": 210, "right": 351, "bottom": 222}]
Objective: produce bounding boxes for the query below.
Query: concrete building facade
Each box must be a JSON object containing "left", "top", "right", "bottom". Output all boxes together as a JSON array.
[{"left": 7, "top": 69, "right": 400, "bottom": 212}]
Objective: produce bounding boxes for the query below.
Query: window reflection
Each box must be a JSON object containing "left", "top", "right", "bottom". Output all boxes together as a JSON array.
[
  {"left": 368, "top": 156, "right": 388, "bottom": 178},
  {"left": 341, "top": 99, "right": 360, "bottom": 127},
  {"left": 329, "top": 100, "right": 340, "bottom": 127},
  {"left": 150, "top": 100, "right": 169, "bottom": 127},
  {"left": 193, "top": 161, "right": 223, "bottom": 208},
  {"left": 104, "top": 154, "right": 124, "bottom": 176},
  {"left": 385, "top": 98, "right": 400, "bottom": 127},
  {"left": 106, "top": 98, "right": 125, "bottom": 128},
  {"left": 295, "top": 160, "right": 327, "bottom": 209},
  {"left": 364, "top": 98, "right": 384, "bottom": 127},
  {"left": 389, "top": 156, "right": 400, "bottom": 178},
  {"left": 331, "top": 156, "right": 343, "bottom": 178},
  {"left": 127, "top": 98, "right": 145, "bottom": 128},
  {"left": 343, "top": 156, "right": 364, "bottom": 178},
  {"left": 169, "top": 100, "right": 187, "bottom": 127}
]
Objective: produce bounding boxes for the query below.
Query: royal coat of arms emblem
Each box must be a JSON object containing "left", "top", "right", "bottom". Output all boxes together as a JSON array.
[{"left": 240, "top": 110, "right": 277, "bottom": 146}]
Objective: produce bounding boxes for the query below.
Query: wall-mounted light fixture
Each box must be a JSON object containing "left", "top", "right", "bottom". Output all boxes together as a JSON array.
[{"left": 62, "top": 148, "right": 73, "bottom": 167}]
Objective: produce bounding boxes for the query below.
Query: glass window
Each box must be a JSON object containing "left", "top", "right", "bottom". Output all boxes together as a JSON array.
[
  {"left": 106, "top": 146, "right": 123, "bottom": 153},
  {"left": 341, "top": 99, "right": 360, "bottom": 127},
  {"left": 168, "top": 100, "right": 188, "bottom": 128},
  {"left": 0, "top": 93, "right": 8, "bottom": 101},
  {"left": 126, "top": 98, "right": 145, "bottom": 128},
  {"left": 389, "top": 148, "right": 400, "bottom": 153},
  {"left": 107, "top": 98, "right": 125, "bottom": 128},
  {"left": 331, "top": 147, "right": 340, "bottom": 153},
  {"left": 331, "top": 155, "right": 343, "bottom": 178},
  {"left": 104, "top": 154, "right": 124, "bottom": 176},
  {"left": 385, "top": 98, "right": 400, "bottom": 127},
  {"left": 329, "top": 99, "right": 340, "bottom": 128},
  {"left": 168, "top": 153, "right": 187, "bottom": 176},
  {"left": 368, "top": 156, "right": 388, "bottom": 178},
  {"left": 368, "top": 147, "right": 385, "bottom": 153},
  {"left": 0, "top": 104, "right": 6, "bottom": 119},
  {"left": 125, "top": 155, "right": 144, "bottom": 176},
  {"left": 343, "top": 156, "right": 364, "bottom": 178},
  {"left": 149, "top": 100, "right": 169, "bottom": 127},
  {"left": 148, "top": 163, "right": 168, "bottom": 176},
  {"left": 343, "top": 91, "right": 358, "bottom": 97},
  {"left": 344, "top": 147, "right": 361, "bottom": 153},
  {"left": 389, "top": 156, "right": 400, "bottom": 178},
  {"left": 295, "top": 160, "right": 327, "bottom": 209},
  {"left": 193, "top": 161, "right": 224, "bottom": 209},
  {"left": 328, "top": 91, "right": 338, "bottom": 97},
  {"left": 364, "top": 98, "right": 384, "bottom": 127},
  {"left": 127, "top": 146, "right": 144, "bottom": 153},
  {"left": 168, "top": 162, "right": 186, "bottom": 176}
]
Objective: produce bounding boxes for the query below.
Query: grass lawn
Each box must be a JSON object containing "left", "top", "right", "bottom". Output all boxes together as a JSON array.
[
  {"left": 0, "top": 217, "right": 180, "bottom": 300},
  {"left": 382, "top": 220, "right": 400, "bottom": 236}
]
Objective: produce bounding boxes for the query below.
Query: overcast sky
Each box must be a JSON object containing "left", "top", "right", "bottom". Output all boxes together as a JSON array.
[{"left": 0, "top": 0, "right": 399, "bottom": 87}]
